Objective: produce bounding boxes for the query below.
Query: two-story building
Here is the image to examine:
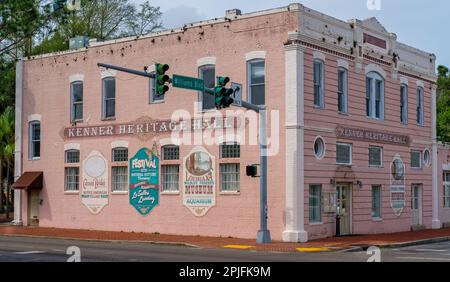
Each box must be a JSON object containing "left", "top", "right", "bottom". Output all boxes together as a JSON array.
[{"left": 12, "top": 3, "right": 441, "bottom": 242}]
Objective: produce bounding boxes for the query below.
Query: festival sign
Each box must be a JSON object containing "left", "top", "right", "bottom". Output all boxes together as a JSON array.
[
  {"left": 81, "top": 151, "right": 109, "bottom": 214},
  {"left": 129, "top": 144, "right": 159, "bottom": 215},
  {"left": 183, "top": 146, "right": 216, "bottom": 217},
  {"left": 390, "top": 155, "right": 406, "bottom": 216}
]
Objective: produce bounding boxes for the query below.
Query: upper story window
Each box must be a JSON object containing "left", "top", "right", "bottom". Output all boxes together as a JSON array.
[
  {"left": 64, "top": 149, "right": 80, "bottom": 192},
  {"left": 161, "top": 145, "right": 180, "bottom": 193},
  {"left": 248, "top": 59, "right": 265, "bottom": 105},
  {"left": 112, "top": 147, "right": 128, "bottom": 162},
  {"left": 198, "top": 65, "right": 215, "bottom": 111},
  {"left": 417, "top": 86, "right": 424, "bottom": 126},
  {"left": 65, "top": 149, "right": 80, "bottom": 163},
  {"left": 411, "top": 150, "right": 422, "bottom": 169},
  {"left": 111, "top": 147, "right": 128, "bottom": 192},
  {"left": 400, "top": 84, "right": 408, "bottom": 124},
  {"left": 366, "top": 72, "right": 384, "bottom": 120},
  {"left": 220, "top": 143, "right": 240, "bottom": 159},
  {"left": 162, "top": 145, "right": 180, "bottom": 161},
  {"left": 29, "top": 121, "right": 41, "bottom": 160},
  {"left": 70, "top": 81, "right": 83, "bottom": 122},
  {"left": 337, "top": 68, "right": 348, "bottom": 113},
  {"left": 313, "top": 59, "right": 324, "bottom": 108},
  {"left": 149, "top": 71, "right": 164, "bottom": 103},
  {"left": 102, "top": 77, "right": 116, "bottom": 119}
]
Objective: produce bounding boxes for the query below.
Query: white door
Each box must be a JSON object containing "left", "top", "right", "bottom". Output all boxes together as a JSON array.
[
  {"left": 337, "top": 184, "right": 351, "bottom": 235},
  {"left": 28, "top": 190, "right": 40, "bottom": 226},
  {"left": 411, "top": 185, "right": 422, "bottom": 226}
]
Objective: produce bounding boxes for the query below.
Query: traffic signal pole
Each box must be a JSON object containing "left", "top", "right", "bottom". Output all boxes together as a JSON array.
[{"left": 97, "top": 62, "right": 271, "bottom": 243}]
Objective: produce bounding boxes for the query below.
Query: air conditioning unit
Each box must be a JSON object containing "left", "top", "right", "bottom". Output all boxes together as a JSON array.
[{"left": 69, "top": 36, "right": 89, "bottom": 50}]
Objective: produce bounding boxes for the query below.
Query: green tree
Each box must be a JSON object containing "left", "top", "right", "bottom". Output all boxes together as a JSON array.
[
  {"left": 0, "top": 106, "right": 14, "bottom": 217},
  {"left": 437, "top": 65, "right": 450, "bottom": 142}
]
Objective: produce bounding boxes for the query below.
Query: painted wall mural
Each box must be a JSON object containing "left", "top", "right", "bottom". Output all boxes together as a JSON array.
[
  {"left": 390, "top": 155, "right": 406, "bottom": 216},
  {"left": 81, "top": 151, "right": 109, "bottom": 214},
  {"left": 129, "top": 144, "right": 160, "bottom": 215},
  {"left": 183, "top": 146, "right": 216, "bottom": 217}
]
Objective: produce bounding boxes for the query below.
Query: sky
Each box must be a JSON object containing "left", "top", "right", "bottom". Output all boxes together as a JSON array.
[{"left": 134, "top": 0, "right": 450, "bottom": 68}]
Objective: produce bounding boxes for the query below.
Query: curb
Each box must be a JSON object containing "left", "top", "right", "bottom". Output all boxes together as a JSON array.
[
  {"left": 0, "top": 233, "right": 200, "bottom": 249},
  {"left": 376, "top": 236, "right": 450, "bottom": 249}
]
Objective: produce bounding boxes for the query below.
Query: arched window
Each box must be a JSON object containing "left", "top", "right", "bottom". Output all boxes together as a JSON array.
[
  {"left": 366, "top": 72, "right": 384, "bottom": 119},
  {"left": 313, "top": 59, "right": 324, "bottom": 108},
  {"left": 111, "top": 147, "right": 128, "bottom": 192},
  {"left": 416, "top": 86, "right": 424, "bottom": 126},
  {"left": 337, "top": 67, "right": 348, "bottom": 113},
  {"left": 161, "top": 145, "right": 180, "bottom": 193},
  {"left": 70, "top": 81, "right": 83, "bottom": 122},
  {"left": 102, "top": 77, "right": 116, "bottom": 119},
  {"left": 400, "top": 84, "right": 408, "bottom": 124},
  {"left": 247, "top": 59, "right": 265, "bottom": 106}
]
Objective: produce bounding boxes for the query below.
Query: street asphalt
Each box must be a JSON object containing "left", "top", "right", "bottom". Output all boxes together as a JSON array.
[{"left": 0, "top": 235, "right": 450, "bottom": 262}]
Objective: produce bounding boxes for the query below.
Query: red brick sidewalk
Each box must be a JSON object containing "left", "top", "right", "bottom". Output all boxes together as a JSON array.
[{"left": 1, "top": 225, "right": 450, "bottom": 252}]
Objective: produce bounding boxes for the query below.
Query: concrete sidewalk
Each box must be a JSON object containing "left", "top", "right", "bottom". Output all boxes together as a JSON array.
[{"left": 1, "top": 225, "right": 450, "bottom": 253}]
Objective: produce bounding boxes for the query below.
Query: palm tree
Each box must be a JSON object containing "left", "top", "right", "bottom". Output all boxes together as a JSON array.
[{"left": 0, "top": 107, "right": 15, "bottom": 219}]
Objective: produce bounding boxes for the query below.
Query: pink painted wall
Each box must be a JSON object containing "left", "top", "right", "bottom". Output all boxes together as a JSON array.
[
  {"left": 302, "top": 48, "right": 434, "bottom": 239},
  {"left": 438, "top": 145, "right": 450, "bottom": 226},
  {"left": 20, "top": 10, "right": 299, "bottom": 240}
]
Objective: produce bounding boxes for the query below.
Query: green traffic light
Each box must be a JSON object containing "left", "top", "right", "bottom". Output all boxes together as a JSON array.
[
  {"left": 155, "top": 63, "right": 170, "bottom": 95},
  {"left": 217, "top": 76, "right": 230, "bottom": 86},
  {"left": 156, "top": 63, "right": 169, "bottom": 74}
]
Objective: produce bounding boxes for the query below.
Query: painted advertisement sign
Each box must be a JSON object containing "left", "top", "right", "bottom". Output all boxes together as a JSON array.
[
  {"left": 82, "top": 151, "right": 109, "bottom": 214},
  {"left": 129, "top": 145, "right": 159, "bottom": 215},
  {"left": 390, "top": 155, "right": 406, "bottom": 216},
  {"left": 183, "top": 147, "right": 215, "bottom": 217}
]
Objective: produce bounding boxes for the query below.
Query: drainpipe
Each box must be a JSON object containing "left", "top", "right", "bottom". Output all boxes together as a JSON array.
[
  {"left": 13, "top": 59, "right": 23, "bottom": 226},
  {"left": 431, "top": 85, "right": 441, "bottom": 229}
]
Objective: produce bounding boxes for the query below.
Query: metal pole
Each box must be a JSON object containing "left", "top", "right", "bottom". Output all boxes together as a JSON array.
[
  {"left": 256, "top": 109, "right": 271, "bottom": 243},
  {"left": 97, "top": 63, "right": 155, "bottom": 78}
]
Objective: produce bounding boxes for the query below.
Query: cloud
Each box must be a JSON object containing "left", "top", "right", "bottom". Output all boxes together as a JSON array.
[{"left": 161, "top": 5, "right": 206, "bottom": 29}]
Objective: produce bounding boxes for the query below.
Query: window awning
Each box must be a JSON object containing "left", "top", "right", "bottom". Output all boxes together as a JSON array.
[{"left": 12, "top": 172, "right": 43, "bottom": 190}]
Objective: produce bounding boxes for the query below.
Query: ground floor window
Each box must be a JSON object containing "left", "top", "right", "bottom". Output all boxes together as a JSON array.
[
  {"left": 161, "top": 165, "right": 179, "bottom": 192},
  {"left": 444, "top": 171, "right": 450, "bottom": 208},
  {"left": 371, "top": 185, "right": 382, "bottom": 218},
  {"left": 309, "top": 184, "right": 322, "bottom": 223},
  {"left": 65, "top": 167, "right": 79, "bottom": 191},
  {"left": 220, "top": 163, "right": 240, "bottom": 192},
  {"left": 112, "top": 166, "right": 128, "bottom": 192}
]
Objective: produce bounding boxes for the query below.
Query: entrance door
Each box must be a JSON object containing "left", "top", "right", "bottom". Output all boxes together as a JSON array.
[
  {"left": 411, "top": 185, "right": 422, "bottom": 226},
  {"left": 28, "top": 190, "right": 40, "bottom": 226},
  {"left": 336, "top": 184, "right": 351, "bottom": 235}
]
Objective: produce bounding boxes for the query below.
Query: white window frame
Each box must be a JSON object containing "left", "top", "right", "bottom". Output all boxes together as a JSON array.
[
  {"left": 313, "top": 136, "right": 325, "bottom": 160},
  {"left": 371, "top": 185, "right": 382, "bottom": 219},
  {"left": 313, "top": 59, "right": 324, "bottom": 108},
  {"left": 29, "top": 121, "right": 41, "bottom": 160},
  {"left": 161, "top": 164, "right": 180, "bottom": 193},
  {"left": 247, "top": 59, "right": 266, "bottom": 106},
  {"left": 423, "top": 148, "right": 431, "bottom": 167},
  {"left": 111, "top": 147, "right": 128, "bottom": 193},
  {"left": 400, "top": 84, "right": 408, "bottom": 124},
  {"left": 219, "top": 163, "right": 240, "bottom": 193},
  {"left": 369, "top": 146, "right": 383, "bottom": 168},
  {"left": 417, "top": 86, "right": 424, "bottom": 126},
  {"left": 444, "top": 171, "right": 450, "bottom": 208},
  {"left": 337, "top": 67, "right": 348, "bottom": 114},
  {"left": 336, "top": 143, "right": 352, "bottom": 165},
  {"left": 70, "top": 81, "right": 83, "bottom": 122},
  {"left": 410, "top": 150, "right": 422, "bottom": 169},
  {"left": 198, "top": 64, "right": 216, "bottom": 112},
  {"left": 309, "top": 184, "right": 322, "bottom": 223},
  {"left": 366, "top": 72, "right": 385, "bottom": 120},
  {"left": 102, "top": 77, "right": 116, "bottom": 120},
  {"left": 64, "top": 149, "right": 80, "bottom": 193}
]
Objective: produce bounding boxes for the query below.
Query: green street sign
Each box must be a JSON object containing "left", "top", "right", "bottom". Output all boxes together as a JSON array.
[{"left": 172, "top": 74, "right": 204, "bottom": 91}]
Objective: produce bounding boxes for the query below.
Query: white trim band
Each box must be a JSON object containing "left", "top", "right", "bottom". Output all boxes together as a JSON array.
[
  {"left": 245, "top": 51, "right": 266, "bottom": 61},
  {"left": 28, "top": 114, "right": 41, "bottom": 122},
  {"left": 111, "top": 141, "right": 129, "bottom": 149},
  {"left": 197, "top": 57, "right": 216, "bottom": 67}
]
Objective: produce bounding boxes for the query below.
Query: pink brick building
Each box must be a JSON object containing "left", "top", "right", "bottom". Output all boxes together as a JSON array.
[{"left": 12, "top": 3, "right": 444, "bottom": 242}]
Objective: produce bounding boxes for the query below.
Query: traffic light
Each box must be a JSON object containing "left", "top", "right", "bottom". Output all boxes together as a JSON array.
[
  {"left": 214, "top": 76, "right": 234, "bottom": 109},
  {"left": 155, "top": 63, "right": 170, "bottom": 96}
]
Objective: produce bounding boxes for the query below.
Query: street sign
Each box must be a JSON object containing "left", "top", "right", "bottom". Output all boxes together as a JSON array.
[
  {"left": 231, "top": 82, "right": 242, "bottom": 107},
  {"left": 172, "top": 74, "right": 205, "bottom": 91}
]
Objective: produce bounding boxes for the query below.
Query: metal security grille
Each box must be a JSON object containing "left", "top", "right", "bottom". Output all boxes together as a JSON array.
[
  {"left": 112, "top": 148, "right": 128, "bottom": 162},
  {"left": 309, "top": 185, "right": 321, "bottom": 223},
  {"left": 411, "top": 151, "right": 421, "bottom": 168},
  {"left": 65, "top": 167, "right": 79, "bottom": 191},
  {"left": 369, "top": 147, "right": 382, "bottom": 167},
  {"left": 220, "top": 163, "right": 240, "bottom": 192},
  {"left": 162, "top": 146, "right": 179, "bottom": 160},
  {"left": 112, "top": 166, "right": 128, "bottom": 191},
  {"left": 161, "top": 165, "right": 179, "bottom": 192},
  {"left": 65, "top": 150, "right": 80, "bottom": 163},
  {"left": 336, "top": 143, "right": 351, "bottom": 165},
  {"left": 220, "top": 144, "right": 240, "bottom": 158}
]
